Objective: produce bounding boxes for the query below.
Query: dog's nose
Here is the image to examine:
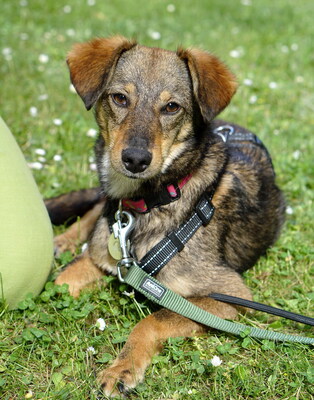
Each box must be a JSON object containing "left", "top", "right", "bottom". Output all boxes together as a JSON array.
[{"left": 122, "top": 148, "right": 152, "bottom": 173}]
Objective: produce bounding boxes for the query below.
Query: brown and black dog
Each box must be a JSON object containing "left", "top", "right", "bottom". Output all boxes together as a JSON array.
[{"left": 50, "top": 36, "right": 285, "bottom": 397}]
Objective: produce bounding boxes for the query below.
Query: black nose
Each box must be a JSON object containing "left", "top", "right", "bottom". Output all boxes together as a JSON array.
[{"left": 122, "top": 148, "right": 152, "bottom": 173}]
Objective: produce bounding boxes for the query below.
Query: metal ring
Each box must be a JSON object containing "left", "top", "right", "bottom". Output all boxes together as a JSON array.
[{"left": 213, "top": 125, "right": 235, "bottom": 142}]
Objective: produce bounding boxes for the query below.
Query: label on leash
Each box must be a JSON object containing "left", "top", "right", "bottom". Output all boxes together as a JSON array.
[
  {"left": 108, "top": 233, "right": 123, "bottom": 260},
  {"left": 140, "top": 277, "right": 166, "bottom": 300}
]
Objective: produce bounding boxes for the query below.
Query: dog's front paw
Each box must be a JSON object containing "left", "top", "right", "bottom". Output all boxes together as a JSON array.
[
  {"left": 53, "top": 233, "right": 78, "bottom": 257},
  {"left": 98, "top": 363, "right": 144, "bottom": 398}
]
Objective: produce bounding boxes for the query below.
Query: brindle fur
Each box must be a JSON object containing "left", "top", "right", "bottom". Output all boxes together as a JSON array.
[{"left": 53, "top": 36, "right": 285, "bottom": 397}]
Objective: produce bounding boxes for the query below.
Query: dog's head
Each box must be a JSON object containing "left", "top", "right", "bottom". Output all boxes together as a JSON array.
[{"left": 67, "top": 36, "right": 237, "bottom": 197}]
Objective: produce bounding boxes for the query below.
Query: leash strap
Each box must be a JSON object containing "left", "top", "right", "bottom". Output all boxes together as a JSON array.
[
  {"left": 209, "top": 293, "right": 314, "bottom": 326},
  {"left": 124, "top": 263, "right": 314, "bottom": 344},
  {"left": 138, "top": 192, "right": 215, "bottom": 275}
]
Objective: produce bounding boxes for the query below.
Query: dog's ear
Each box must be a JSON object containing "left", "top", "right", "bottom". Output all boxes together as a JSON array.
[
  {"left": 67, "top": 36, "right": 137, "bottom": 110},
  {"left": 177, "top": 48, "right": 237, "bottom": 122}
]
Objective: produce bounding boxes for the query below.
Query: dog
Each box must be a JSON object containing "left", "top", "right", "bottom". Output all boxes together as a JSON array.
[{"left": 52, "top": 36, "right": 286, "bottom": 397}]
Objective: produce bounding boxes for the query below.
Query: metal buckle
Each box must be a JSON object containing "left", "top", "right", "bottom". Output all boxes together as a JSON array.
[{"left": 213, "top": 125, "right": 235, "bottom": 142}]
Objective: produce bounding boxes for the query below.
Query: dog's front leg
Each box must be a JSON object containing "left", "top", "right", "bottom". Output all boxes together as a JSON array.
[
  {"left": 55, "top": 214, "right": 114, "bottom": 297},
  {"left": 55, "top": 250, "right": 105, "bottom": 297},
  {"left": 98, "top": 297, "right": 240, "bottom": 397},
  {"left": 54, "top": 201, "right": 105, "bottom": 256}
]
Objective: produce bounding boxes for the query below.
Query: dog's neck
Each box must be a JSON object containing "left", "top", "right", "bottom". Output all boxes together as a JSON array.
[
  {"left": 97, "top": 125, "right": 226, "bottom": 209},
  {"left": 121, "top": 174, "right": 192, "bottom": 213}
]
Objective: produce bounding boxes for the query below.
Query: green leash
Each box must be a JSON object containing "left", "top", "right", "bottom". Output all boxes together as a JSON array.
[
  {"left": 112, "top": 208, "right": 313, "bottom": 345},
  {"left": 123, "top": 263, "right": 314, "bottom": 345}
]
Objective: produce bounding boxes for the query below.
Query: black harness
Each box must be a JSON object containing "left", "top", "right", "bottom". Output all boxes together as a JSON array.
[
  {"left": 106, "top": 125, "right": 314, "bottom": 328},
  {"left": 109, "top": 124, "right": 269, "bottom": 276}
]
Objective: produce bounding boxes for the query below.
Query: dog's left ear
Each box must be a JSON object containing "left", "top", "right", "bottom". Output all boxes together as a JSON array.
[
  {"left": 67, "top": 36, "right": 137, "bottom": 110},
  {"left": 177, "top": 48, "right": 237, "bottom": 122}
]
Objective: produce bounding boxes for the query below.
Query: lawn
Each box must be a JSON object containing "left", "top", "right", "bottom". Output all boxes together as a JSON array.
[{"left": 0, "top": 0, "right": 313, "bottom": 399}]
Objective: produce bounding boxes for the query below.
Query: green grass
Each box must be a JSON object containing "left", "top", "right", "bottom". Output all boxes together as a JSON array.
[{"left": 0, "top": 0, "right": 313, "bottom": 399}]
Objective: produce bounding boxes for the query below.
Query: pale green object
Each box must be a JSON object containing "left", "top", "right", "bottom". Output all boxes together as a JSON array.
[
  {"left": 124, "top": 263, "right": 314, "bottom": 344},
  {"left": 0, "top": 117, "right": 53, "bottom": 308}
]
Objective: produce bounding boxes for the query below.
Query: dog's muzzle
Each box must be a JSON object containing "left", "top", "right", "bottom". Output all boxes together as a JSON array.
[{"left": 122, "top": 148, "right": 152, "bottom": 174}]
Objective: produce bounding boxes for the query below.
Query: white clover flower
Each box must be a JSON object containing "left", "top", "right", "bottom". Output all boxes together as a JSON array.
[
  {"left": 29, "top": 106, "right": 38, "bottom": 117},
  {"left": 38, "top": 54, "right": 49, "bottom": 63},
  {"left": 210, "top": 355, "right": 223, "bottom": 367},
  {"left": 87, "top": 346, "right": 96, "bottom": 354},
  {"left": 66, "top": 29, "right": 76, "bottom": 37},
  {"left": 286, "top": 206, "right": 293, "bottom": 215},
  {"left": 269, "top": 81, "right": 278, "bottom": 89},
  {"left": 295, "top": 76, "right": 304, "bottom": 83},
  {"left": 292, "top": 150, "right": 301, "bottom": 160},
  {"left": 69, "top": 84, "right": 77, "bottom": 93},
  {"left": 87, "top": 128, "right": 98, "bottom": 138},
  {"left": 229, "top": 48, "right": 244, "bottom": 58},
  {"left": 87, "top": 0, "right": 96, "bottom": 5},
  {"left": 3, "top": 47, "right": 13, "bottom": 60},
  {"left": 243, "top": 78, "right": 253, "bottom": 86},
  {"left": 35, "top": 148, "right": 46, "bottom": 156},
  {"left": 249, "top": 95, "right": 257, "bottom": 104},
  {"left": 28, "top": 162, "right": 43, "bottom": 170},
  {"left": 96, "top": 318, "right": 106, "bottom": 331},
  {"left": 38, "top": 156, "right": 46, "bottom": 163},
  {"left": 20, "top": 33, "right": 29, "bottom": 41},
  {"left": 63, "top": 5, "right": 72, "bottom": 13},
  {"left": 280, "top": 45, "right": 289, "bottom": 54},
  {"left": 90, "top": 163, "right": 97, "bottom": 171},
  {"left": 38, "top": 93, "right": 48, "bottom": 101},
  {"left": 88, "top": 156, "right": 95, "bottom": 163},
  {"left": 148, "top": 30, "right": 161, "bottom": 40},
  {"left": 44, "top": 32, "right": 52, "bottom": 40},
  {"left": 53, "top": 118, "right": 63, "bottom": 126},
  {"left": 2, "top": 47, "right": 12, "bottom": 56},
  {"left": 167, "top": 4, "right": 176, "bottom": 12},
  {"left": 291, "top": 43, "right": 298, "bottom": 51},
  {"left": 122, "top": 290, "right": 135, "bottom": 297},
  {"left": 53, "top": 154, "right": 62, "bottom": 162}
]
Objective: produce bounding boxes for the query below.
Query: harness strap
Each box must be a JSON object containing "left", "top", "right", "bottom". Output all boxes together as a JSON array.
[
  {"left": 138, "top": 192, "right": 215, "bottom": 275},
  {"left": 124, "top": 263, "right": 314, "bottom": 344}
]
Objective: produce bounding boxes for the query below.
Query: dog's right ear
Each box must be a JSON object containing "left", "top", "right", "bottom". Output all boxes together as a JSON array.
[{"left": 67, "top": 36, "right": 137, "bottom": 110}]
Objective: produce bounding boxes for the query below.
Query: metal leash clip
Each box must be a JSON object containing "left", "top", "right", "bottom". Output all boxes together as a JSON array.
[{"left": 111, "top": 206, "right": 135, "bottom": 282}]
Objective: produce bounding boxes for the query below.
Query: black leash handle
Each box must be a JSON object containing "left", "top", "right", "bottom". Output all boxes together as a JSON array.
[{"left": 209, "top": 293, "right": 314, "bottom": 326}]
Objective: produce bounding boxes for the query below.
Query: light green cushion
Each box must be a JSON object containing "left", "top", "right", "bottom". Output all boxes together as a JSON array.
[{"left": 0, "top": 117, "right": 53, "bottom": 309}]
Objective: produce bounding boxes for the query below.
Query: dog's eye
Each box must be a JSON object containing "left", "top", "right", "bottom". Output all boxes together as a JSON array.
[
  {"left": 164, "top": 102, "right": 181, "bottom": 114},
  {"left": 111, "top": 93, "right": 128, "bottom": 107}
]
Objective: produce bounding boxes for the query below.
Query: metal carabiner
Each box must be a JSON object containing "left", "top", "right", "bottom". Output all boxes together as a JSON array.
[{"left": 112, "top": 210, "right": 135, "bottom": 282}]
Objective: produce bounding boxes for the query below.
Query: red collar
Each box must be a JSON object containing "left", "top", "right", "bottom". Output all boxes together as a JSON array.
[{"left": 121, "top": 174, "right": 192, "bottom": 213}]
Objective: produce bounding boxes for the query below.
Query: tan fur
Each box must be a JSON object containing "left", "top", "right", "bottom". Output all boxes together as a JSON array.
[
  {"left": 55, "top": 250, "right": 104, "bottom": 297},
  {"left": 54, "top": 201, "right": 105, "bottom": 256}
]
